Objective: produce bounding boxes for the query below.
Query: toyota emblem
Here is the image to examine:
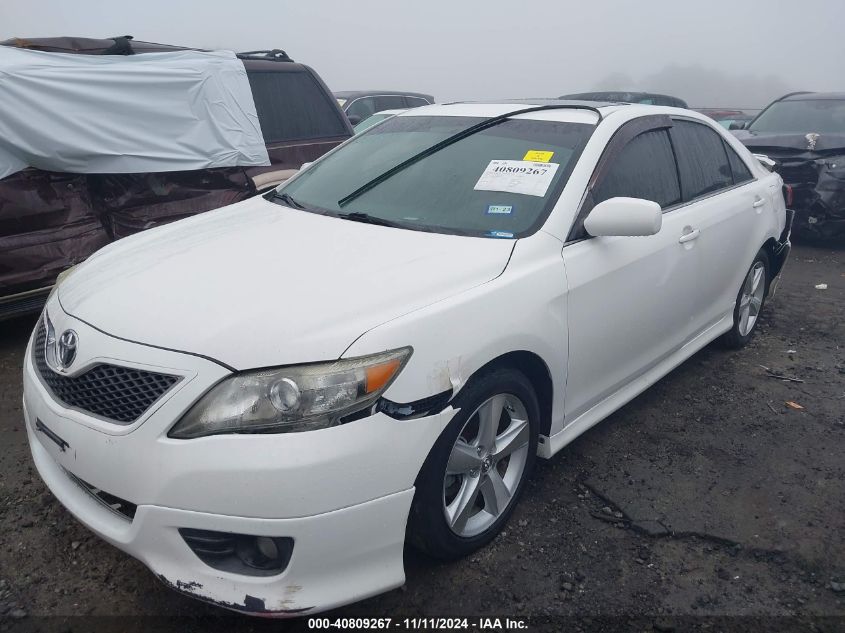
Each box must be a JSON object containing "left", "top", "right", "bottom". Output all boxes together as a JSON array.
[{"left": 57, "top": 330, "right": 78, "bottom": 369}]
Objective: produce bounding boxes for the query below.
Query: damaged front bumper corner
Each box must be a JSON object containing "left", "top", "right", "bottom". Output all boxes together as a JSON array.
[
  {"left": 780, "top": 155, "right": 845, "bottom": 241},
  {"left": 26, "top": 420, "right": 414, "bottom": 615}
]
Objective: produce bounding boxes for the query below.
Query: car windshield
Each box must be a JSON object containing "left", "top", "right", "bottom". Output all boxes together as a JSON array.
[
  {"left": 749, "top": 99, "right": 845, "bottom": 134},
  {"left": 276, "top": 115, "right": 594, "bottom": 238}
]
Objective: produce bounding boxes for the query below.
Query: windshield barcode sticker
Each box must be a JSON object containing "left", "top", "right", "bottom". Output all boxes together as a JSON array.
[{"left": 474, "top": 160, "right": 559, "bottom": 197}]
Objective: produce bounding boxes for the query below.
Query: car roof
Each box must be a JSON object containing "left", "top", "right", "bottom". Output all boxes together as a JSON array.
[
  {"left": 393, "top": 99, "right": 710, "bottom": 128},
  {"left": 402, "top": 99, "right": 624, "bottom": 118},
  {"left": 781, "top": 91, "right": 845, "bottom": 101},
  {"left": 0, "top": 36, "right": 186, "bottom": 54},
  {"left": 334, "top": 90, "right": 434, "bottom": 100},
  {"left": 560, "top": 91, "right": 688, "bottom": 107},
  {"left": 0, "top": 36, "right": 312, "bottom": 73}
]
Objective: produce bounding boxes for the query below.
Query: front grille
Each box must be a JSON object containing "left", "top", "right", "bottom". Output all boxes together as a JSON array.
[
  {"left": 34, "top": 317, "right": 180, "bottom": 424},
  {"left": 65, "top": 469, "right": 137, "bottom": 521}
]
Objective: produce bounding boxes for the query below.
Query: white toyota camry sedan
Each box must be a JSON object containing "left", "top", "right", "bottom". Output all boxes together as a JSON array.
[{"left": 23, "top": 100, "right": 792, "bottom": 615}]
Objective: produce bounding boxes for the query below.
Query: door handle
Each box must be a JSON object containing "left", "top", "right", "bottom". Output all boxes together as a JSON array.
[
  {"left": 679, "top": 228, "right": 700, "bottom": 243},
  {"left": 752, "top": 197, "right": 767, "bottom": 208}
]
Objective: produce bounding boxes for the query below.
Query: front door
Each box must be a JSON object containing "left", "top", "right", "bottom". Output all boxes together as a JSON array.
[{"left": 562, "top": 123, "right": 703, "bottom": 423}]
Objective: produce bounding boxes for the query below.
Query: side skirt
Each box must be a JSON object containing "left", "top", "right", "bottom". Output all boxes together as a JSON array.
[{"left": 537, "top": 313, "right": 733, "bottom": 459}]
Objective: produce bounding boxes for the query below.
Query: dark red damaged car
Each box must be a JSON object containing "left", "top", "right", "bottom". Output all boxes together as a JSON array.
[{"left": 0, "top": 36, "right": 352, "bottom": 319}]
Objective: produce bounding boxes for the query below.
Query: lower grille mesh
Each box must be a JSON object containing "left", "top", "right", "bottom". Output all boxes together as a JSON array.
[{"left": 65, "top": 469, "right": 137, "bottom": 521}]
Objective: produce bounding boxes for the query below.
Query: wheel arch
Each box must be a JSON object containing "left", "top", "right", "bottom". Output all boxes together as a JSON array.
[{"left": 456, "top": 350, "right": 554, "bottom": 439}]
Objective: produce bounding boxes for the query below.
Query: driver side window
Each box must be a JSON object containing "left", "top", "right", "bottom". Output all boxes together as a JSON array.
[
  {"left": 346, "top": 98, "right": 376, "bottom": 121},
  {"left": 593, "top": 129, "right": 681, "bottom": 209}
]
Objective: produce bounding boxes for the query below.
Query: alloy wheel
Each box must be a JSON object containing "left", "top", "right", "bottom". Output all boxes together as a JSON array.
[
  {"left": 738, "top": 261, "right": 766, "bottom": 336},
  {"left": 442, "top": 393, "right": 530, "bottom": 537}
]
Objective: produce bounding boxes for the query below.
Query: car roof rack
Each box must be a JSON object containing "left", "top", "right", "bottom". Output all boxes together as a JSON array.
[{"left": 236, "top": 49, "right": 294, "bottom": 62}]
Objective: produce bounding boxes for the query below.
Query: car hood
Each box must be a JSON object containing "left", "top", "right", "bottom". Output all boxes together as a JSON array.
[
  {"left": 733, "top": 130, "right": 845, "bottom": 155},
  {"left": 58, "top": 196, "right": 515, "bottom": 369}
]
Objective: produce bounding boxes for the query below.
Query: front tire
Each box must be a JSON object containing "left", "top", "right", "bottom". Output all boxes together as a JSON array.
[
  {"left": 720, "top": 249, "right": 769, "bottom": 349},
  {"left": 408, "top": 368, "right": 539, "bottom": 560}
]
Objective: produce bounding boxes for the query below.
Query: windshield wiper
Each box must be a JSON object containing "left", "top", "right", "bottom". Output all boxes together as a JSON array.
[
  {"left": 271, "top": 191, "right": 306, "bottom": 210},
  {"left": 336, "top": 212, "right": 406, "bottom": 228},
  {"left": 337, "top": 103, "right": 603, "bottom": 208}
]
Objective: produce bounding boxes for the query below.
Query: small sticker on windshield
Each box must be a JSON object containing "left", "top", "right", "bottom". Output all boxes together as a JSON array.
[
  {"left": 474, "top": 160, "right": 560, "bottom": 197},
  {"left": 486, "top": 204, "right": 513, "bottom": 215},
  {"left": 487, "top": 230, "right": 515, "bottom": 239},
  {"left": 523, "top": 150, "right": 554, "bottom": 162}
]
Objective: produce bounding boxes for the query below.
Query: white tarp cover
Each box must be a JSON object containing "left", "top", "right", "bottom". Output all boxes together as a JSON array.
[{"left": 0, "top": 47, "right": 270, "bottom": 180}]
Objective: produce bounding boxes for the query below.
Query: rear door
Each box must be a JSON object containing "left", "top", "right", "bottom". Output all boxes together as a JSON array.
[
  {"left": 562, "top": 117, "right": 703, "bottom": 422},
  {"left": 668, "top": 119, "right": 760, "bottom": 333}
]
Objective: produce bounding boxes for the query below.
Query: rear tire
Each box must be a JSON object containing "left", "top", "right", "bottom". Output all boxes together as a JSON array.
[
  {"left": 720, "top": 249, "right": 769, "bottom": 349},
  {"left": 408, "top": 368, "right": 539, "bottom": 560}
]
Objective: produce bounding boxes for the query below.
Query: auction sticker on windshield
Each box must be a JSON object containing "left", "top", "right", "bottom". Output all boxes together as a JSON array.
[
  {"left": 474, "top": 160, "right": 559, "bottom": 197},
  {"left": 523, "top": 149, "right": 554, "bottom": 162}
]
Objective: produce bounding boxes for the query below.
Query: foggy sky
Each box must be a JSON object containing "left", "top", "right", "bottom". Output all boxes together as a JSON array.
[{"left": 2, "top": 0, "right": 843, "bottom": 108}]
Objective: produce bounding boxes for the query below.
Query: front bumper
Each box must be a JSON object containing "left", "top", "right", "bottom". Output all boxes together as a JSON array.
[
  {"left": 27, "top": 421, "right": 414, "bottom": 614},
  {"left": 23, "top": 300, "right": 455, "bottom": 614}
]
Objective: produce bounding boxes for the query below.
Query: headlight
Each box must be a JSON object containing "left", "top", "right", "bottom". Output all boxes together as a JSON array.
[{"left": 169, "top": 347, "right": 412, "bottom": 439}]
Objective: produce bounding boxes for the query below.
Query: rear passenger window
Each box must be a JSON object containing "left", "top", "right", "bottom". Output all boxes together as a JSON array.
[
  {"left": 594, "top": 129, "right": 681, "bottom": 208},
  {"left": 247, "top": 71, "right": 349, "bottom": 142},
  {"left": 724, "top": 142, "right": 753, "bottom": 184},
  {"left": 670, "top": 120, "right": 733, "bottom": 200}
]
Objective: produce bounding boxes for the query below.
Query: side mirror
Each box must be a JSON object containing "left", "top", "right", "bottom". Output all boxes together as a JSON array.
[
  {"left": 347, "top": 114, "right": 362, "bottom": 125},
  {"left": 729, "top": 121, "right": 747, "bottom": 130},
  {"left": 584, "top": 197, "right": 662, "bottom": 237}
]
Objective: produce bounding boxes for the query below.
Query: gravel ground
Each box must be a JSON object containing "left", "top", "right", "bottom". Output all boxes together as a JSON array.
[{"left": 0, "top": 243, "right": 843, "bottom": 632}]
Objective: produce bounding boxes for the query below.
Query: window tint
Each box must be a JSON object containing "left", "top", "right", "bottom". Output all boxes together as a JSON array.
[
  {"left": 593, "top": 129, "right": 681, "bottom": 208},
  {"left": 346, "top": 97, "right": 376, "bottom": 121},
  {"left": 374, "top": 95, "right": 407, "bottom": 111},
  {"left": 405, "top": 96, "right": 431, "bottom": 108},
  {"left": 724, "top": 142, "right": 753, "bottom": 184},
  {"left": 247, "top": 71, "right": 348, "bottom": 142},
  {"left": 670, "top": 120, "right": 733, "bottom": 200}
]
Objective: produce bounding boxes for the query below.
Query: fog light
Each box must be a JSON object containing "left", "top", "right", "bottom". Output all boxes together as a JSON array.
[
  {"left": 180, "top": 528, "right": 293, "bottom": 577},
  {"left": 236, "top": 535, "right": 292, "bottom": 571},
  {"left": 256, "top": 536, "right": 279, "bottom": 560}
]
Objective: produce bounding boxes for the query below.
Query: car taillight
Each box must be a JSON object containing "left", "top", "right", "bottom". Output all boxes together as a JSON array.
[{"left": 782, "top": 184, "right": 794, "bottom": 208}]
